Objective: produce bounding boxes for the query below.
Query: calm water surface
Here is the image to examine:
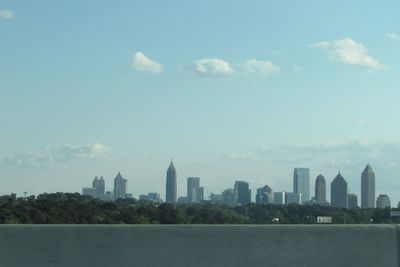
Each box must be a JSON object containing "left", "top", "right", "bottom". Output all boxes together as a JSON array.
[{"left": 0, "top": 225, "right": 398, "bottom": 267}]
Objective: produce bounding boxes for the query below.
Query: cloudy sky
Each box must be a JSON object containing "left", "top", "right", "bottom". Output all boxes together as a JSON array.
[{"left": 1, "top": 1, "right": 400, "bottom": 205}]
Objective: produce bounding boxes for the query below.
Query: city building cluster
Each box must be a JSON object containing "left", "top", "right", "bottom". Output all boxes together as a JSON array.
[{"left": 82, "top": 162, "right": 394, "bottom": 209}]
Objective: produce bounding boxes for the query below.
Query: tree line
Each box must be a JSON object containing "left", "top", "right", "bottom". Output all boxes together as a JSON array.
[{"left": 0, "top": 193, "right": 396, "bottom": 224}]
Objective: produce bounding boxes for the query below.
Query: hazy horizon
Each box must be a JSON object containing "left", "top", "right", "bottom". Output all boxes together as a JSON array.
[{"left": 1, "top": 1, "right": 400, "bottom": 205}]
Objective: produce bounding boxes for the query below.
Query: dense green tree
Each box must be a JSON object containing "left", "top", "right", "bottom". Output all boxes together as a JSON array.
[{"left": 0, "top": 193, "right": 397, "bottom": 225}]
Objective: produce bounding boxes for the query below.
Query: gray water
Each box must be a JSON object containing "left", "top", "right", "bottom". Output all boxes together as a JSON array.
[{"left": 0, "top": 225, "right": 399, "bottom": 267}]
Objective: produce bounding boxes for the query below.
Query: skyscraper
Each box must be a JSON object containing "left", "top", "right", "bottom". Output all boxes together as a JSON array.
[
  {"left": 187, "top": 177, "right": 203, "bottom": 203},
  {"left": 166, "top": 161, "right": 177, "bottom": 204},
  {"left": 315, "top": 174, "right": 326, "bottom": 202},
  {"left": 255, "top": 185, "right": 274, "bottom": 204},
  {"left": 361, "top": 164, "right": 375, "bottom": 208},
  {"left": 92, "top": 176, "right": 105, "bottom": 198},
  {"left": 113, "top": 172, "right": 127, "bottom": 200},
  {"left": 234, "top": 181, "right": 251, "bottom": 205},
  {"left": 221, "top": 188, "right": 238, "bottom": 207},
  {"left": 293, "top": 168, "right": 310, "bottom": 203},
  {"left": 331, "top": 172, "right": 348, "bottom": 208}
]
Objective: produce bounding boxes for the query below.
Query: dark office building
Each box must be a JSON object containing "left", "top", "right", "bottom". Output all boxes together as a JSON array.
[
  {"left": 234, "top": 181, "right": 251, "bottom": 205},
  {"left": 331, "top": 172, "right": 348, "bottom": 208}
]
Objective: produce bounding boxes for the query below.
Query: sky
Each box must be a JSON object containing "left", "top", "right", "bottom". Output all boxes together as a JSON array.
[{"left": 1, "top": 1, "right": 400, "bottom": 206}]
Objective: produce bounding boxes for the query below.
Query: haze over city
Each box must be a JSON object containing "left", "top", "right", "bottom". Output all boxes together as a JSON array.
[{"left": 1, "top": 1, "right": 400, "bottom": 205}]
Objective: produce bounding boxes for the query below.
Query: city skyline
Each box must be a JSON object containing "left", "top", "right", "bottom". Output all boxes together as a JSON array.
[
  {"left": 77, "top": 162, "right": 397, "bottom": 208},
  {"left": 1, "top": 1, "right": 400, "bottom": 205}
]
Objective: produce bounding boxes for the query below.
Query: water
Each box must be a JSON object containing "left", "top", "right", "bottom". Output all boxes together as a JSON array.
[{"left": 0, "top": 225, "right": 398, "bottom": 267}]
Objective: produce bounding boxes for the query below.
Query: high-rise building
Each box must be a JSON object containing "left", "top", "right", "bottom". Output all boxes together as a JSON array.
[
  {"left": 315, "top": 174, "right": 326, "bottom": 202},
  {"left": 187, "top": 177, "right": 199, "bottom": 202},
  {"left": 361, "top": 164, "right": 375, "bottom": 208},
  {"left": 376, "top": 194, "right": 391, "bottom": 209},
  {"left": 331, "top": 172, "right": 348, "bottom": 208},
  {"left": 113, "top": 172, "right": 127, "bottom": 200},
  {"left": 274, "top": 192, "right": 286, "bottom": 205},
  {"left": 348, "top": 193, "right": 358, "bottom": 208},
  {"left": 234, "top": 181, "right": 251, "bottom": 205},
  {"left": 166, "top": 161, "right": 177, "bottom": 204},
  {"left": 187, "top": 177, "right": 204, "bottom": 203},
  {"left": 221, "top": 188, "right": 238, "bottom": 207},
  {"left": 92, "top": 176, "right": 105, "bottom": 198},
  {"left": 255, "top": 185, "right": 274, "bottom": 204},
  {"left": 293, "top": 168, "right": 310, "bottom": 203},
  {"left": 286, "top": 192, "right": 302, "bottom": 204},
  {"left": 197, "top": 187, "right": 204, "bottom": 202}
]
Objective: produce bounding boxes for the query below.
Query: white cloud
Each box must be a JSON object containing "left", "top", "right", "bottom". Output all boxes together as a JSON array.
[
  {"left": 243, "top": 59, "right": 280, "bottom": 76},
  {"left": 192, "top": 58, "right": 234, "bottom": 77},
  {"left": 0, "top": 143, "right": 110, "bottom": 169},
  {"left": 386, "top": 32, "right": 400, "bottom": 42},
  {"left": 0, "top": 9, "right": 14, "bottom": 20},
  {"left": 132, "top": 52, "right": 163, "bottom": 74},
  {"left": 227, "top": 141, "right": 400, "bottom": 170},
  {"left": 311, "top": 38, "right": 385, "bottom": 69}
]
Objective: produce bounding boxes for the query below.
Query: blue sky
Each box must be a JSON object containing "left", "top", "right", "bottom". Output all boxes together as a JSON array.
[{"left": 1, "top": 1, "right": 400, "bottom": 205}]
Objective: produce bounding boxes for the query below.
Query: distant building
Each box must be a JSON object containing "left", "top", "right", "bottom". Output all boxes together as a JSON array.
[
  {"left": 256, "top": 185, "right": 274, "bottom": 204},
  {"left": 82, "top": 187, "right": 97, "bottom": 198},
  {"left": 197, "top": 187, "right": 205, "bottom": 202},
  {"left": 315, "top": 174, "right": 326, "bottom": 202},
  {"left": 187, "top": 177, "right": 199, "bottom": 202},
  {"left": 273, "top": 192, "right": 286, "bottom": 205},
  {"left": 221, "top": 189, "right": 238, "bottom": 207},
  {"left": 361, "top": 164, "right": 375, "bottom": 208},
  {"left": 210, "top": 193, "right": 222, "bottom": 203},
  {"left": 148, "top": 193, "right": 162, "bottom": 203},
  {"left": 178, "top": 196, "right": 188, "bottom": 204},
  {"left": 166, "top": 161, "right": 177, "bottom": 205},
  {"left": 187, "top": 177, "right": 204, "bottom": 203},
  {"left": 286, "top": 192, "right": 302, "bottom": 205},
  {"left": 92, "top": 176, "right": 105, "bottom": 199},
  {"left": 234, "top": 181, "right": 251, "bottom": 205},
  {"left": 348, "top": 193, "right": 358, "bottom": 208},
  {"left": 140, "top": 193, "right": 162, "bottom": 203},
  {"left": 104, "top": 191, "right": 113, "bottom": 201},
  {"left": 113, "top": 172, "right": 127, "bottom": 200},
  {"left": 331, "top": 172, "right": 348, "bottom": 208},
  {"left": 293, "top": 168, "right": 310, "bottom": 203},
  {"left": 376, "top": 194, "right": 391, "bottom": 209},
  {"left": 139, "top": 194, "right": 150, "bottom": 201}
]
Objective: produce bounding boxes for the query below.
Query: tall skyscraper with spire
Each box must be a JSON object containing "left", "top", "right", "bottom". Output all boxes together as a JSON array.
[
  {"left": 315, "top": 174, "right": 326, "bottom": 202},
  {"left": 166, "top": 161, "right": 177, "bottom": 204},
  {"left": 361, "top": 164, "right": 375, "bottom": 208},
  {"left": 331, "top": 172, "right": 348, "bottom": 208}
]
